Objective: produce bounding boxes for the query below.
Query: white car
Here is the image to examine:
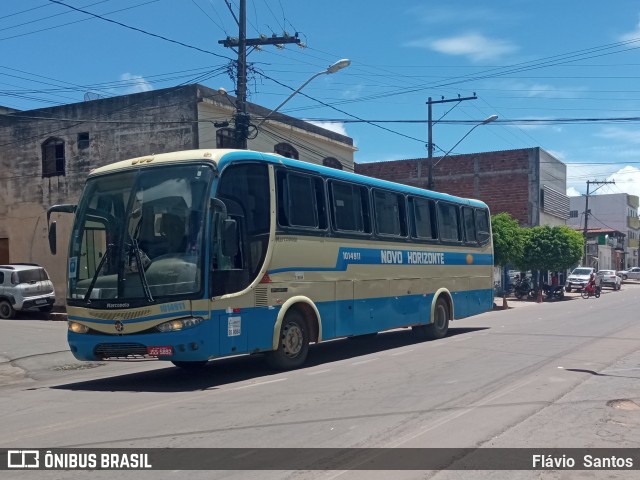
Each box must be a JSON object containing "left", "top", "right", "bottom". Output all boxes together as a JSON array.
[
  {"left": 617, "top": 267, "right": 640, "bottom": 281},
  {"left": 565, "top": 267, "right": 598, "bottom": 293},
  {"left": 596, "top": 270, "right": 622, "bottom": 290},
  {"left": 0, "top": 263, "right": 56, "bottom": 319}
]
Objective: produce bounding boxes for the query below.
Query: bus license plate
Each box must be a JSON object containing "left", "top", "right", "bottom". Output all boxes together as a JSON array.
[{"left": 147, "top": 346, "right": 173, "bottom": 357}]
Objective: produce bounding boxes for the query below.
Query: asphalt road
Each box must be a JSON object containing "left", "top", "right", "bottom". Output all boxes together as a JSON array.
[{"left": 1, "top": 283, "right": 639, "bottom": 480}]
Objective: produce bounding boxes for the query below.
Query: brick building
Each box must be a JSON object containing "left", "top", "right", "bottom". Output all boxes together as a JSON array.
[{"left": 355, "top": 147, "right": 569, "bottom": 228}]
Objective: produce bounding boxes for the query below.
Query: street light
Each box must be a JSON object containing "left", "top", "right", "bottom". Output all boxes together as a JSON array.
[
  {"left": 427, "top": 115, "right": 498, "bottom": 190},
  {"left": 256, "top": 59, "right": 351, "bottom": 128}
]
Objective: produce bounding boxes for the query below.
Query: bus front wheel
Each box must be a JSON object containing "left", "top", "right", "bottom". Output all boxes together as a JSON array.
[
  {"left": 414, "top": 297, "right": 450, "bottom": 340},
  {"left": 266, "top": 310, "right": 309, "bottom": 370}
]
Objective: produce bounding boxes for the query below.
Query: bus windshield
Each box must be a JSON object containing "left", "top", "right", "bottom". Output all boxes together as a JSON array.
[{"left": 67, "top": 163, "right": 214, "bottom": 305}]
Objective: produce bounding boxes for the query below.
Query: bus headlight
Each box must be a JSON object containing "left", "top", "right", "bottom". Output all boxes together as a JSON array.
[
  {"left": 157, "top": 317, "right": 204, "bottom": 332},
  {"left": 69, "top": 322, "right": 89, "bottom": 334}
]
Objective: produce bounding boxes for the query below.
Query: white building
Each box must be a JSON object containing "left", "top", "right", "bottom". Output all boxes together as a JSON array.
[{"left": 568, "top": 193, "right": 639, "bottom": 269}]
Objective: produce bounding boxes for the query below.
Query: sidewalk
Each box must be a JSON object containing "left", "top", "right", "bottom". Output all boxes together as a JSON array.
[{"left": 494, "top": 279, "right": 640, "bottom": 310}]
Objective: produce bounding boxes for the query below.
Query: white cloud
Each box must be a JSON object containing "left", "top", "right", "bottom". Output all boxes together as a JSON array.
[
  {"left": 339, "top": 84, "right": 364, "bottom": 101},
  {"left": 408, "top": 33, "right": 518, "bottom": 62},
  {"left": 307, "top": 120, "right": 348, "bottom": 137},
  {"left": 606, "top": 165, "right": 640, "bottom": 199},
  {"left": 567, "top": 163, "right": 640, "bottom": 200},
  {"left": 120, "top": 73, "right": 153, "bottom": 94},
  {"left": 619, "top": 17, "right": 640, "bottom": 41}
]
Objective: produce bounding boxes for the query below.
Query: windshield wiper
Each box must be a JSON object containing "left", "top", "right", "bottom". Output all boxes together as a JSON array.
[
  {"left": 84, "top": 243, "right": 112, "bottom": 302},
  {"left": 130, "top": 236, "right": 154, "bottom": 302}
]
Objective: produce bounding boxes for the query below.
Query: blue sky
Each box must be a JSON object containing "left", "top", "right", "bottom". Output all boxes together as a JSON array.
[{"left": 3, "top": 0, "right": 640, "bottom": 199}]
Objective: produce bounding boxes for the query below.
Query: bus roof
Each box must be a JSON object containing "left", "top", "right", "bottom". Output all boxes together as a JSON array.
[{"left": 88, "top": 149, "right": 489, "bottom": 209}]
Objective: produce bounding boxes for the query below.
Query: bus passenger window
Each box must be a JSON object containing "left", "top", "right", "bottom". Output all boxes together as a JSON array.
[
  {"left": 462, "top": 207, "right": 477, "bottom": 243},
  {"left": 410, "top": 197, "right": 437, "bottom": 240},
  {"left": 276, "top": 171, "right": 326, "bottom": 230},
  {"left": 373, "top": 189, "right": 406, "bottom": 236},
  {"left": 475, "top": 208, "right": 491, "bottom": 245},
  {"left": 437, "top": 202, "right": 461, "bottom": 242},
  {"left": 287, "top": 173, "right": 318, "bottom": 228},
  {"left": 330, "top": 181, "right": 370, "bottom": 233}
]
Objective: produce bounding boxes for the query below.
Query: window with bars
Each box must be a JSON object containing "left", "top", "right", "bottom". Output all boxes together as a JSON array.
[{"left": 41, "top": 138, "right": 65, "bottom": 177}]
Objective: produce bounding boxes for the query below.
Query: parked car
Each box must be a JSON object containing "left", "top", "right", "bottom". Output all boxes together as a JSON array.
[
  {"left": 617, "top": 267, "right": 640, "bottom": 281},
  {"left": 565, "top": 267, "right": 599, "bottom": 293},
  {"left": 0, "top": 263, "right": 56, "bottom": 319},
  {"left": 596, "top": 269, "right": 622, "bottom": 290}
]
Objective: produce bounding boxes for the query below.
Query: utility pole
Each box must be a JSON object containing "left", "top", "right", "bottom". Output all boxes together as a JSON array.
[
  {"left": 426, "top": 95, "right": 477, "bottom": 190},
  {"left": 583, "top": 179, "right": 615, "bottom": 266},
  {"left": 218, "top": 0, "right": 300, "bottom": 149}
]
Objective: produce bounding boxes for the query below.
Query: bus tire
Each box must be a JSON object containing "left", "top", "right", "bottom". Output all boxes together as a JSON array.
[
  {"left": 414, "top": 297, "right": 449, "bottom": 340},
  {"left": 0, "top": 300, "right": 16, "bottom": 319},
  {"left": 266, "top": 310, "right": 309, "bottom": 370},
  {"left": 172, "top": 360, "right": 208, "bottom": 370}
]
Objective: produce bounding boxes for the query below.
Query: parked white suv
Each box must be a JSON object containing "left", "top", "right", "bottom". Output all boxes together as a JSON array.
[
  {"left": 565, "top": 267, "right": 599, "bottom": 293},
  {"left": 0, "top": 264, "right": 56, "bottom": 319}
]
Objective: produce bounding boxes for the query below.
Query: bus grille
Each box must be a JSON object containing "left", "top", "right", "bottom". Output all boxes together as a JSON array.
[
  {"left": 255, "top": 286, "right": 268, "bottom": 307},
  {"left": 88, "top": 309, "right": 152, "bottom": 321},
  {"left": 94, "top": 343, "right": 151, "bottom": 360}
]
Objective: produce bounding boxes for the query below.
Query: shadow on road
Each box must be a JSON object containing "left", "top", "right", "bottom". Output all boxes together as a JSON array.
[{"left": 49, "top": 326, "right": 489, "bottom": 393}]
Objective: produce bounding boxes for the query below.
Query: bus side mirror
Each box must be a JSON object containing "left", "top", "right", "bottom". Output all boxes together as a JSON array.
[
  {"left": 48, "top": 221, "right": 57, "bottom": 255},
  {"left": 221, "top": 219, "right": 238, "bottom": 258}
]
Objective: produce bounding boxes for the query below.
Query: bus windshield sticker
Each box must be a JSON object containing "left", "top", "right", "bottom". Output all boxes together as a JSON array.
[{"left": 68, "top": 257, "right": 78, "bottom": 277}]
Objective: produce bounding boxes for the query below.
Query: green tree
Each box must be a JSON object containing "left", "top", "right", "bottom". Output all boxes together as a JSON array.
[
  {"left": 520, "top": 225, "right": 584, "bottom": 273},
  {"left": 491, "top": 213, "right": 524, "bottom": 268}
]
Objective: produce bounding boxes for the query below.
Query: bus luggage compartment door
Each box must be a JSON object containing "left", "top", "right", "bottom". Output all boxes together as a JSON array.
[{"left": 219, "top": 314, "right": 248, "bottom": 355}]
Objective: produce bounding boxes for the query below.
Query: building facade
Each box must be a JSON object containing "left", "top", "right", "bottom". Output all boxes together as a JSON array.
[
  {"left": 568, "top": 193, "right": 639, "bottom": 269},
  {"left": 355, "top": 147, "right": 569, "bottom": 228},
  {"left": 0, "top": 84, "right": 356, "bottom": 305}
]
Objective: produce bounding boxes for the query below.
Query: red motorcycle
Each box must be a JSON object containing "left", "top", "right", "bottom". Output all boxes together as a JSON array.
[{"left": 581, "top": 281, "right": 601, "bottom": 299}]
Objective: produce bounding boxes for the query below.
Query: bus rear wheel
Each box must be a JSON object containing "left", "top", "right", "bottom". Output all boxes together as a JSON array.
[
  {"left": 266, "top": 310, "right": 309, "bottom": 370},
  {"left": 414, "top": 297, "right": 450, "bottom": 340}
]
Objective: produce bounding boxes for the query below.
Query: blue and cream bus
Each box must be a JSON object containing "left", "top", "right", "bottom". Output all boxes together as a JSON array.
[{"left": 47, "top": 149, "right": 494, "bottom": 370}]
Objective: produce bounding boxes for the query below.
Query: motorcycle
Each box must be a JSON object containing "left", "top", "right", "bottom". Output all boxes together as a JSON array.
[
  {"left": 513, "top": 278, "right": 534, "bottom": 300},
  {"left": 581, "top": 281, "right": 601, "bottom": 299},
  {"left": 542, "top": 283, "right": 564, "bottom": 301}
]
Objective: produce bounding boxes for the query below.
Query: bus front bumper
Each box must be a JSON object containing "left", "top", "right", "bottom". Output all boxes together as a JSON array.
[{"left": 68, "top": 328, "right": 210, "bottom": 362}]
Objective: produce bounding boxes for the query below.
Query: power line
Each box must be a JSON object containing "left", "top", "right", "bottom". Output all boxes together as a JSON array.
[
  {"left": 48, "top": 0, "right": 233, "bottom": 61},
  {"left": 1, "top": 0, "right": 159, "bottom": 42}
]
